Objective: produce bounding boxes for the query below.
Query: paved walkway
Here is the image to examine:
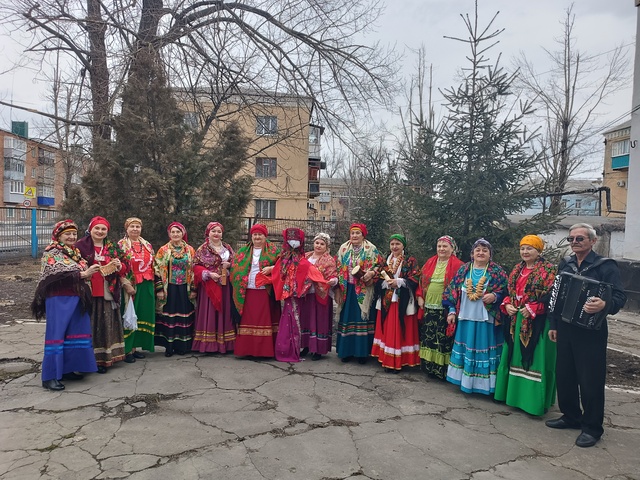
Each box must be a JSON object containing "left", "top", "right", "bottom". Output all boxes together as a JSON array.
[{"left": 0, "top": 316, "right": 639, "bottom": 480}]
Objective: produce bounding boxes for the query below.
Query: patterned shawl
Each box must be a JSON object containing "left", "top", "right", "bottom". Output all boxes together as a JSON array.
[
  {"left": 154, "top": 240, "right": 197, "bottom": 311},
  {"left": 118, "top": 236, "right": 154, "bottom": 286},
  {"left": 193, "top": 241, "right": 234, "bottom": 312},
  {"left": 418, "top": 254, "right": 464, "bottom": 298},
  {"left": 305, "top": 251, "right": 338, "bottom": 303},
  {"left": 504, "top": 258, "right": 557, "bottom": 370},
  {"left": 272, "top": 250, "right": 313, "bottom": 301},
  {"left": 335, "top": 239, "right": 384, "bottom": 319},
  {"left": 31, "top": 241, "right": 91, "bottom": 320},
  {"left": 377, "top": 254, "right": 420, "bottom": 330},
  {"left": 76, "top": 235, "right": 130, "bottom": 303},
  {"left": 230, "top": 240, "right": 280, "bottom": 316},
  {"left": 442, "top": 261, "right": 508, "bottom": 321}
]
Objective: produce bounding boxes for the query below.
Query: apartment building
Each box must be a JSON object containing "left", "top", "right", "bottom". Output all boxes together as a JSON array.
[
  {"left": 1, "top": 123, "right": 64, "bottom": 221},
  {"left": 192, "top": 91, "right": 325, "bottom": 220},
  {"left": 602, "top": 120, "right": 630, "bottom": 217}
]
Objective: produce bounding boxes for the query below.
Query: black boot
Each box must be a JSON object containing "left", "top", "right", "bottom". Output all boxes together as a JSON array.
[
  {"left": 124, "top": 354, "right": 136, "bottom": 363},
  {"left": 62, "top": 372, "right": 84, "bottom": 381},
  {"left": 42, "top": 379, "right": 65, "bottom": 391}
]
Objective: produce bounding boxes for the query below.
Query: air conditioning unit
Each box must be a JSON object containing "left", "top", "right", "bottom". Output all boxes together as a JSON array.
[{"left": 616, "top": 180, "right": 626, "bottom": 187}]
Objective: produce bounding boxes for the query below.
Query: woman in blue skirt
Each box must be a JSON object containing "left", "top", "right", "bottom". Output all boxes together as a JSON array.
[
  {"left": 31, "top": 219, "right": 100, "bottom": 391},
  {"left": 443, "top": 238, "right": 508, "bottom": 395}
]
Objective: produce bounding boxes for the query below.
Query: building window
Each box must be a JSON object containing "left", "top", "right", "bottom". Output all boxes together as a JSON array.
[
  {"left": 255, "top": 199, "right": 276, "bottom": 219},
  {"left": 40, "top": 209, "right": 47, "bottom": 219},
  {"left": 20, "top": 209, "right": 27, "bottom": 219},
  {"left": 255, "top": 157, "right": 277, "bottom": 178},
  {"left": 256, "top": 116, "right": 277, "bottom": 135},
  {"left": 40, "top": 185, "right": 55, "bottom": 197},
  {"left": 183, "top": 112, "right": 199, "bottom": 130},
  {"left": 331, "top": 209, "right": 337, "bottom": 216},
  {"left": 10, "top": 180, "right": 24, "bottom": 194},
  {"left": 561, "top": 199, "right": 568, "bottom": 209},
  {"left": 320, "top": 204, "right": 327, "bottom": 211},
  {"left": 612, "top": 139, "right": 630, "bottom": 157},
  {"left": 575, "top": 199, "right": 582, "bottom": 209},
  {"left": 7, "top": 208, "right": 15, "bottom": 218},
  {"left": 309, "top": 126, "right": 321, "bottom": 145},
  {"left": 31, "top": 167, "right": 36, "bottom": 178}
]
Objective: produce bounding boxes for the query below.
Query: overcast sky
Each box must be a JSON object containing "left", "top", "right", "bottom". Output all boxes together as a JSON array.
[{"left": 0, "top": 0, "right": 637, "bottom": 160}]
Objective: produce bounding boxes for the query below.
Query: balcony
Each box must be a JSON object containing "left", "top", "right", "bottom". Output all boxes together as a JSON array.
[
  {"left": 37, "top": 196, "right": 55, "bottom": 206},
  {"left": 612, "top": 154, "right": 629, "bottom": 170}
]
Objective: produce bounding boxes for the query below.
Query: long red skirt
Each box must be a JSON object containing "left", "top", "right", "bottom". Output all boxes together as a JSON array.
[
  {"left": 371, "top": 303, "right": 420, "bottom": 370},
  {"left": 234, "top": 289, "right": 281, "bottom": 358}
]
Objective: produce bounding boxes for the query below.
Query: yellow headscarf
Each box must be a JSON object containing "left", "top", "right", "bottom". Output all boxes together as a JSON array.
[{"left": 520, "top": 234, "right": 544, "bottom": 252}]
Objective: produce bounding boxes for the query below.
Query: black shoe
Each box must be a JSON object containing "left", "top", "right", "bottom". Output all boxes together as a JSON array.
[
  {"left": 165, "top": 350, "right": 174, "bottom": 357},
  {"left": 385, "top": 368, "right": 400, "bottom": 374},
  {"left": 62, "top": 372, "right": 84, "bottom": 381},
  {"left": 311, "top": 353, "right": 322, "bottom": 361},
  {"left": 132, "top": 351, "right": 146, "bottom": 359},
  {"left": 97, "top": 366, "right": 108, "bottom": 374},
  {"left": 341, "top": 356, "right": 352, "bottom": 363},
  {"left": 545, "top": 417, "right": 581, "bottom": 430},
  {"left": 300, "top": 347, "right": 309, "bottom": 357},
  {"left": 42, "top": 379, "right": 65, "bottom": 391},
  {"left": 357, "top": 357, "right": 368, "bottom": 365},
  {"left": 124, "top": 354, "right": 136, "bottom": 363},
  {"left": 575, "top": 432, "right": 599, "bottom": 448}
]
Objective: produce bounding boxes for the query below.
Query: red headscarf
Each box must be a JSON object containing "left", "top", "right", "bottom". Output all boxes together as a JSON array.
[
  {"left": 250, "top": 223, "right": 268, "bottom": 237},
  {"left": 350, "top": 223, "right": 368, "bottom": 238},
  {"left": 88, "top": 216, "right": 110, "bottom": 232},
  {"left": 167, "top": 222, "right": 188, "bottom": 242},
  {"left": 205, "top": 222, "right": 224, "bottom": 239}
]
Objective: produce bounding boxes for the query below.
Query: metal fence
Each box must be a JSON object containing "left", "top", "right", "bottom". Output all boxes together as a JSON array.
[{"left": 0, "top": 207, "right": 59, "bottom": 258}]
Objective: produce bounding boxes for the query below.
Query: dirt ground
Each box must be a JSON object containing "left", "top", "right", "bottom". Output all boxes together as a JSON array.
[{"left": 1, "top": 257, "right": 638, "bottom": 389}]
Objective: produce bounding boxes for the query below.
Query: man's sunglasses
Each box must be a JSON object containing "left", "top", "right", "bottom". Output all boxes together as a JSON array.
[{"left": 566, "top": 236, "right": 587, "bottom": 243}]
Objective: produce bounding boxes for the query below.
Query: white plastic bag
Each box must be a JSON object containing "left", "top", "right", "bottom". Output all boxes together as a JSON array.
[{"left": 123, "top": 297, "right": 138, "bottom": 331}]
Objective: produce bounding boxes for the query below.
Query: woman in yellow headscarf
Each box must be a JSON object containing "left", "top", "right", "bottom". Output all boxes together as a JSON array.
[{"left": 494, "top": 235, "right": 557, "bottom": 416}]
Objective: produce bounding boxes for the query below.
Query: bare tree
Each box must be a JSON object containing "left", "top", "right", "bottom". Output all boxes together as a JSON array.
[
  {"left": 515, "top": 4, "right": 630, "bottom": 213},
  {"left": 1, "top": 0, "right": 398, "bottom": 150}
]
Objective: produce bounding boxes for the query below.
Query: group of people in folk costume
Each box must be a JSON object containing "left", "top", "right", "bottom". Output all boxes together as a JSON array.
[{"left": 32, "top": 219, "right": 626, "bottom": 449}]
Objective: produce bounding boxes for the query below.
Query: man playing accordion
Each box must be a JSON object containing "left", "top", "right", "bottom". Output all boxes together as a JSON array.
[{"left": 546, "top": 223, "right": 627, "bottom": 448}]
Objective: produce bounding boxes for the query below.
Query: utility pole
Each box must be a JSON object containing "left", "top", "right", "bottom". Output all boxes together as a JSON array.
[{"left": 624, "top": 0, "right": 640, "bottom": 260}]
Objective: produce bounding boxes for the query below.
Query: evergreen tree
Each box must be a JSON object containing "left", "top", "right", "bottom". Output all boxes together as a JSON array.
[
  {"left": 419, "top": 4, "right": 554, "bottom": 266},
  {"left": 63, "top": 46, "right": 252, "bottom": 245}
]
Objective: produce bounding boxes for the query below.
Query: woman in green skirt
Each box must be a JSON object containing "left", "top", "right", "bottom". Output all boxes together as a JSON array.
[
  {"left": 494, "top": 235, "right": 557, "bottom": 416},
  {"left": 119, "top": 217, "right": 156, "bottom": 362}
]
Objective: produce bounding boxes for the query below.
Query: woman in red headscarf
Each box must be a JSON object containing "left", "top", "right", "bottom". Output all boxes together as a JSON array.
[
  {"left": 154, "top": 222, "right": 197, "bottom": 356},
  {"left": 32, "top": 219, "right": 100, "bottom": 390},
  {"left": 192, "top": 222, "right": 235, "bottom": 353},
  {"left": 335, "top": 223, "right": 384, "bottom": 364},
  {"left": 76, "top": 216, "right": 130, "bottom": 373},
  {"left": 271, "top": 228, "right": 328, "bottom": 363},
  {"left": 230, "top": 223, "right": 280, "bottom": 357}
]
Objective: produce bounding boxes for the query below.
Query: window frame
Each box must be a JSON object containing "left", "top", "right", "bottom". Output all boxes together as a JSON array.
[
  {"left": 256, "top": 116, "right": 278, "bottom": 136},
  {"left": 255, "top": 157, "right": 277, "bottom": 178},
  {"left": 255, "top": 199, "right": 276, "bottom": 219}
]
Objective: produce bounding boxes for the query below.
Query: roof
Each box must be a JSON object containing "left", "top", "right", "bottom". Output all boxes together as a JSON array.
[{"left": 603, "top": 119, "right": 631, "bottom": 135}]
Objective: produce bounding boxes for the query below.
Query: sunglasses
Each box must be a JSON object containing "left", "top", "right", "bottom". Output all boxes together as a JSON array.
[{"left": 566, "top": 236, "right": 587, "bottom": 243}]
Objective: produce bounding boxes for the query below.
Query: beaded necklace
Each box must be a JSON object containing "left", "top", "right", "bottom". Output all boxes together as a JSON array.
[{"left": 169, "top": 242, "right": 188, "bottom": 259}]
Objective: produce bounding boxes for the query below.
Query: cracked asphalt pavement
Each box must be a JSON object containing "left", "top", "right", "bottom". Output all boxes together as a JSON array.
[{"left": 1, "top": 318, "right": 639, "bottom": 480}]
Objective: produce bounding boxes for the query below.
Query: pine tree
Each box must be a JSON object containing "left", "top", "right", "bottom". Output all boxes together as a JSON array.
[
  {"left": 63, "top": 46, "right": 252, "bottom": 245},
  {"left": 419, "top": 4, "right": 554, "bottom": 265}
]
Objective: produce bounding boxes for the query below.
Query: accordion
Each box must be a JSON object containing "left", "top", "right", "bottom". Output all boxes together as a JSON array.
[{"left": 548, "top": 272, "right": 612, "bottom": 330}]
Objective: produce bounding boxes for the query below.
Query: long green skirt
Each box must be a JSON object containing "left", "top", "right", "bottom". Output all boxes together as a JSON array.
[
  {"left": 494, "top": 313, "right": 556, "bottom": 416},
  {"left": 123, "top": 280, "right": 156, "bottom": 353}
]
